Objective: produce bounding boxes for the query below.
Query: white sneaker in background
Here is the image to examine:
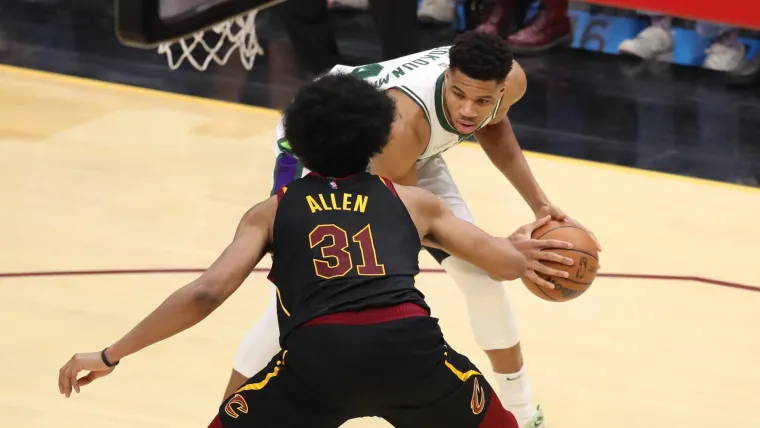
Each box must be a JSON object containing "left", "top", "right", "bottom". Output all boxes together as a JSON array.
[
  {"left": 703, "top": 41, "right": 746, "bottom": 72},
  {"left": 618, "top": 25, "right": 674, "bottom": 61},
  {"left": 417, "top": 0, "right": 455, "bottom": 23}
]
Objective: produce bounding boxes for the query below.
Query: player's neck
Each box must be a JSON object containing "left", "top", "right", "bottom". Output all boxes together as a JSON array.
[{"left": 306, "top": 171, "right": 363, "bottom": 181}]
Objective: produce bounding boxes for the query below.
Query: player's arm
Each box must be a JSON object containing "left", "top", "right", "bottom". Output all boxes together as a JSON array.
[
  {"left": 369, "top": 89, "right": 429, "bottom": 186},
  {"left": 474, "top": 62, "right": 551, "bottom": 214},
  {"left": 57, "top": 197, "right": 277, "bottom": 397},
  {"left": 105, "top": 197, "right": 276, "bottom": 362},
  {"left": 398, "top": 185, "right": 527, "bottom": 281}
]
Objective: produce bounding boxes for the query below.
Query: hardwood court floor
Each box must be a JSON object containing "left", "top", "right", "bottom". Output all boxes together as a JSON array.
[{"left": 1, "top": 65, "right": 759, "bottom": 428}]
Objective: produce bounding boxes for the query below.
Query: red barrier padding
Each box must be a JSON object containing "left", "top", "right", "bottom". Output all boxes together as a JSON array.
[{"left": 580, "top": 0, "right": 759, "bottom": 30}]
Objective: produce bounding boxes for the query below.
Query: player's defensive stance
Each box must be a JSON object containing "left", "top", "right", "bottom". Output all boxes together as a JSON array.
[
  {"left": 57, "top": 74, "right": 572, "bottom": 427},
  {"left": 231, "top": 31, "right": 601, "bottom": 427}
]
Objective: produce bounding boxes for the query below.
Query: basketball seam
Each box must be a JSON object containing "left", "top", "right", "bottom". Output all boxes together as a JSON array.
[
  {"left": 535, "top": 225, "right": 578, "bottom": 240},
  {"left": 535, "top": 225, "right": 599, "bottom": 261},
  {"left": 533, "top": 282, "right": 558, "bottom": 301},
  {"left": 564, "top": 248, "right": 599, "bottom": 261}
]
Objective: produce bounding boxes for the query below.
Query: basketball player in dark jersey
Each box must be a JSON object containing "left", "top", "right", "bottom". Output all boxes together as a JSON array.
[{"left": 57, "top": 74, "right": 572, "bottom": 427}]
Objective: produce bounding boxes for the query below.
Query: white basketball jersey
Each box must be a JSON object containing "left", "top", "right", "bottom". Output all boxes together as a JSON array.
[
  {"left": 331, "top": 46, "right": 504, "bottom": 160},
  {"left": 274, "top": 46, "right": 503, "bottom": 161}
]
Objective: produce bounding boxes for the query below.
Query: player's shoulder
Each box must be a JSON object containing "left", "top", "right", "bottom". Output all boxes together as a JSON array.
[
  {"left": 506, "top": 60, "right": 527, "bottom": 101},
  {"left": 485, "top": 60, "right": 528, "bottom": 125},
  {"left": 234, "top": 195, "right": 279, "bottom": 244},
  {"left": 242, "top": 195, "right": 279, "bottom": 224}
]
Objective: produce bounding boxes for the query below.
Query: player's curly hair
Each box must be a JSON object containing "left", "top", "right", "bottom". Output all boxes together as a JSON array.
[
  {"left": 449, "top": 31, "right": 514, "bottom": 82},
  {"left": 283, "top": 73, "right": 396, "bottom": 178}
]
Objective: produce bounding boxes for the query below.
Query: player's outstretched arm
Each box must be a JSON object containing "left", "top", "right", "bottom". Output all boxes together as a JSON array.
[
  {"left": 57, "top": 197, "right": 277, "bottom": 398},
  {"left": 397, "top": 185, "right": 527, "bottom": 281}
]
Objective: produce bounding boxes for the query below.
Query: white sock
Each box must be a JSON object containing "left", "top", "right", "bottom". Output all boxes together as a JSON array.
[{"left": 495, "top": 364, "right": 534, "bottom": 427}]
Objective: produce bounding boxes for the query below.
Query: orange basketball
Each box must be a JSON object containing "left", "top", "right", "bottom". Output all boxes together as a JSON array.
[{"left": 521, "top": 220, "right": 600, "bottom": 302}]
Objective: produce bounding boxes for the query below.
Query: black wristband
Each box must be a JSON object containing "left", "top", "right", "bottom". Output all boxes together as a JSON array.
[{"left": 101, "top": 347, "right": 119, "bottom": 367}]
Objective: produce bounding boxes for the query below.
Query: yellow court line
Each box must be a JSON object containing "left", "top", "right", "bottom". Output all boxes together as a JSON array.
[
  {"left": 0, "top": 63, "right": 280, "bottom": 118},
  {"left": 2, "top": 63, "right": 758, "bottom": 195},
  {"left": 459, "top": 144, "right": 760, "bottom": 194}
]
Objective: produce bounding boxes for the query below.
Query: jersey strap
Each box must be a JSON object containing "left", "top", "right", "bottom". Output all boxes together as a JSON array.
[
  {"left": 275, "top": 186, "right": 288, "bottom": 202},
  {"left": 378, "top": 176, "right": 398, "bottom": 197}
]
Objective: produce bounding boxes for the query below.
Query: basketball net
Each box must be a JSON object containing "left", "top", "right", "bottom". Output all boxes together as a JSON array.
[{"left": 157, "top": 9, "right": 263, "bottom": 71}]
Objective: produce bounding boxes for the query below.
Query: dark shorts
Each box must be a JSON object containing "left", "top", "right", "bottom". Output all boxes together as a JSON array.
[{"left": 209, "top": 303, "right": 518, "bottom": 428}]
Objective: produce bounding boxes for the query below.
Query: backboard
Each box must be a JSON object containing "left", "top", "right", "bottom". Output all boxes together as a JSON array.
[{"left": 115, "top": 0, "right": 285, "bottom": 47}]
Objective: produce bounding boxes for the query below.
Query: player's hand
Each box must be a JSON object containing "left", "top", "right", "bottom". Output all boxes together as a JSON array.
[
  {"left": 534, "top": 204, "right": 602, "bottom": 252},
  {"left": 58, "top": 351, "right": 115, "bottom": 398},
  {"left": 508, "top": 216, "right": 575, "bottom": 289}
]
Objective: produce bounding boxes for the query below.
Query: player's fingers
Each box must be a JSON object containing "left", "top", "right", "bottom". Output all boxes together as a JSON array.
[
  {"left": 58, "top": 366, "right": 66, "bottom": 395},
  {"left": 535, "top": 250, "right": 574, "bottom": 266},
  {"left": 575, "top": 224, "right": 601, "bottom": 252},
  {"left": 547, "top": 207, "right": 565, "bottom": 221},
  {"left": 526, "top": 271, "right": 555, "bottom": 290},
  {"left": 530, "top": 261, "right": 568, "bottom": 279},
  {"left": 534, "top": 238, "right": 573, "bottom": 250},
  {"left": 60, "top": 367, "right": 72, "bottom": 397},
  {"left": 564, "top": 217, "right": 602, "bottom": 252},
  {"left": 61, "top": 365, "right": 74, "bottom": 397},
  {"left": 77, "top": 372, "right": 97, "bottom": 388},
  {"left": 587, "top": 229, "right": 602, "bottom": 252},
  {"left": 82, "top": 368, "right": 111, "bottom": 386},
  {"left": 530, "top": 215, "right": 552, "bottom": 231},
  {"left": 69, "top": 366, "right": 81, "bottom": 395},
  {"left": 72, "top": 370, "right": 82, "bottom": 394}
]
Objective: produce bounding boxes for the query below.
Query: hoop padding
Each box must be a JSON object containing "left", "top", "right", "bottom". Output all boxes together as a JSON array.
[{"left": 157, "top": 2, "right": 280, "bottom": 71}]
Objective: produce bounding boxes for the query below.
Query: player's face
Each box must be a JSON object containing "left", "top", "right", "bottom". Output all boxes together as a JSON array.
[{"left": 444, "top": 69, "right": 506, "bottom": 134}]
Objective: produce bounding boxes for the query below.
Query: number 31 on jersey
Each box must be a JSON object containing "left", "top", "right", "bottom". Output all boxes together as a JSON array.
[{"left": 309, "top": 224, "right": 385, "bottom": 279}]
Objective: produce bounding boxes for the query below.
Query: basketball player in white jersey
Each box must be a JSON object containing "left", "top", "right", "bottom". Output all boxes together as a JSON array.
[{"left": 228, "top": 31, "right": 600, "bottom": 428}]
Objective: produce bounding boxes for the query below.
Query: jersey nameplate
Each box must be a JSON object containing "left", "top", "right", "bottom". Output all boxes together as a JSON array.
[{"left": 350, "top": 48, "right": 450, "bottom": 87}]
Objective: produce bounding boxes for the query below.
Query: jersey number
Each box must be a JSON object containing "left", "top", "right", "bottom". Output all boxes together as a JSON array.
[{"left": 309, "top": 224, "right": 386, "bottom": 279}]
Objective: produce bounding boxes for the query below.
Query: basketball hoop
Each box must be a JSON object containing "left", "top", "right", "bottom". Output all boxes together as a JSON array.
[{"left": 157, "top": 7, "right": 267, "bottom": 71}]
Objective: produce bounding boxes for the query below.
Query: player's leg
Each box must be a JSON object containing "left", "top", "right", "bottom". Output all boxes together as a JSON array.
[
  {"left": 415, "top": 154, "right": 542, "bottom": 427},
  {"left": 381, "top": 340, "right": 520, "bottom": 428},
  {"left": 224, "top": 140, "right": 310, "bottom": 399},
  {"left": 212, "top": 350, "right": 348, "bottom": 428},
  {"left": 224, "top": 286, "right": 281, "bottom": 399}
]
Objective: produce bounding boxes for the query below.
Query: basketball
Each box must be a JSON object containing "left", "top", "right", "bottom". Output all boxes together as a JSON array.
[{"left": 521, "top": 220, "right": 600, "bottom": 302}]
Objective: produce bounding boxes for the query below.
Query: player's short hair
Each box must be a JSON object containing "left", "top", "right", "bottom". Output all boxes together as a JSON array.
[
  {"left": 449, "top": 31, "right": 514, "bottom": 83},
  {"left": 283, "top": 73, "right": 396, "bottom": 178}
]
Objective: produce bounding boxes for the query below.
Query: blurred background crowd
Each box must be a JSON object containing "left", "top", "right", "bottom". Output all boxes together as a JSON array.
[
  {"left": 0, "top": 0, "right": 758, "bottom": 186},
  {"left": 279, "top": 0, "right": 760, "bottom": 85}
]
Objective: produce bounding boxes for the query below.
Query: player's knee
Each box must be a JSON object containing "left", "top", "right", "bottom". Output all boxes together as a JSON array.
[
  {"left": 232, "top": 289, "right": 282, "bottom": 377},
  {"left": 441, "top": 257, "right": 521, "bottom": 351}
]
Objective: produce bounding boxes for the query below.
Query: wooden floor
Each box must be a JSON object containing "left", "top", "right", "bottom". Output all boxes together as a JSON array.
[{"left": 1, "top": 65, "right": 759, "bottom": 428}]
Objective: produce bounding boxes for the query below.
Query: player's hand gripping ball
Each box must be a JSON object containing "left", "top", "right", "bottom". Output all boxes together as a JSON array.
[{"left": 521, "top": 219, "right": 600, "bottom": 302}]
